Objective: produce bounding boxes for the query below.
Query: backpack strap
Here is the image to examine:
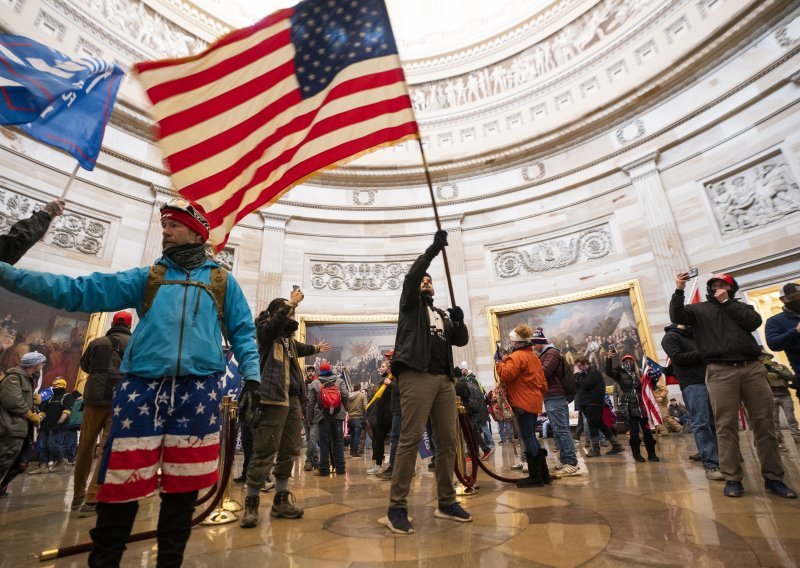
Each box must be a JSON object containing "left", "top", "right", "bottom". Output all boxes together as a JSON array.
[{"left": 141, "top": 265, "right": 228, "bottom": 339}]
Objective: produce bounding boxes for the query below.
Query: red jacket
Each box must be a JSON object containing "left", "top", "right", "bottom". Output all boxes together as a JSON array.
[{"left": 495, "top": 347, "right": 548, "bottom": 414}]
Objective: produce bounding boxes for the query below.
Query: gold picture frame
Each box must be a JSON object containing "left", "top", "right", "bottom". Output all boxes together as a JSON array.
[
  {"left": 486, "top": 280, "right": 656, "bottom": 369},
  {"left": 298, "top": 314, "right": 398, "bottom": 387}
]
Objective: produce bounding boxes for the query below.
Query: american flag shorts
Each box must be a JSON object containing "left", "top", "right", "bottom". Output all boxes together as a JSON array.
[{"left": 96, "top": 373, "right": 222, "bottom": 503}]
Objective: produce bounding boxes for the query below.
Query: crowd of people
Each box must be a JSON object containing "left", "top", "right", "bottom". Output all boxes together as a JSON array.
[{"left": 0, "top": 197, "right": 799, "bottom": 565}]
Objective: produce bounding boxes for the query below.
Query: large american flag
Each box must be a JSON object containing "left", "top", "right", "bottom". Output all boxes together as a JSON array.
[
  {"left": 134, "top": 0, "right": 418, "bottom": 250},
  {"left": 640, "top": 356, "right": 664, "bottom": 429}
]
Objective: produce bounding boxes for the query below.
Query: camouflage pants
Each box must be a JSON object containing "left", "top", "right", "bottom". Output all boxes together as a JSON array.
[{"left": 0, "top": 436, "right": 25, "bottom": 481}]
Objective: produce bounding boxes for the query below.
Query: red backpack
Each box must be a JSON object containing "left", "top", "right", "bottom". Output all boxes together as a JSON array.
[{"left": 320, "top": 381, "right": 342, "bottom": 415}]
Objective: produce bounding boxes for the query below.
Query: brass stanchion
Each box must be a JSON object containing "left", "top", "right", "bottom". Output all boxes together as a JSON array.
[{"left": 201, "top": 396, "right": 239, "bottom": 525}]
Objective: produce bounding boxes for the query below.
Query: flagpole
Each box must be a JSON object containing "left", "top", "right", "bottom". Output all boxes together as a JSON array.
[
  {"left": 60, "top": 163, "right": 80, "bottom": 200},
  {"left": 415, "top": 137, "right": 457, "bottom": 308}
]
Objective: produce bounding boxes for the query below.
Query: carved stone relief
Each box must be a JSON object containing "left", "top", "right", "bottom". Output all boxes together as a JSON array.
[
  {"left": 0, "top": 188, "right": 109, "bottom": 256},
  {"left": 776, "top": 16, "right": 800, "bottom": 48},
  {"left": 76, "top": 37, "right": 102, "bottom": 58},
  {"left": 493, "top": 225, "right": 614, "bottom": 278},
  {"left": 352, "top": 189, "right": 376, "bottom": 206},
  {"left": 310, "top": 261, "right": 412, "bottom": 291},
  {"left": 665, "top": 16, "right": 691, "bottom": 44},
  {"left": 697, "top": 0, "right": 722, "bottom": 19},
  {"left": 4, "top": 0, "right": 26, "bottom": 13},
  {"left": 704, "top": 153, "right": 800, "bottom": 236},
  {"left": 435, "top": 183, "right": 458, "bottom": 201},
  {"left": 521, "top": 162, "right": 546, "bottom": 182},
  {"left": 34, "top": 10, "right": 66, "bottom": 41},
  {"left": 615, "top": 119, "right": 646, "bottom": 144},
  {"left": 407, "top": 0, "right": 653, "bottom": 113},
  {"left": 57, "top": 0, "right": 207, "bottom": 59},
  {"left": 213, "top": 248, "right": 235, "bottom": 271}
]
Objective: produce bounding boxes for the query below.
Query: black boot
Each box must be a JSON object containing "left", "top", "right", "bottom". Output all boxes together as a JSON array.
[
  {"left": 538, "top": 448, "right": 552, "bottom": 485},
  {"left": 630, "top": 438, "right": 645, "bottom": 463},
  {"left": 606, "top": 436, "right": 625, "bottom": 455},
  {"left": 240, "top": 494, "right": 260, "bottom": 528},
  {"left": 516, "top": 453, "right": 544, "bottom": 488},
  {"left": 645, "top": 441, "right": 660, "bottom": 462},
  {"left": 89, "top": 501, "right": 139, "bottom": 567},
  {"left": 585, "top": 441, "right": 601, "bottom": 457},
  {"left": 156, "top": 491, "right": 198, "bottom": 568}
]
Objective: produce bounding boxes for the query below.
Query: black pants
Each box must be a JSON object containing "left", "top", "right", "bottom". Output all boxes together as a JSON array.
[
  {"left": 372, "top": 420, "right": 392, "bottom": 465},
  {"left": 627, "top": 415, "right": 655, "bottom": 445},
  {"left": 89, "top": 491, "right": 198, "bottom": 568},
  {"left": 584, "top": 405, "right": 615, "bottom": 441},
  {"left": 318, "top": 418, "right": 345, "bottom": 473},
  {"left": 468, "top": 414, "right": 490, "bottom": 453}
]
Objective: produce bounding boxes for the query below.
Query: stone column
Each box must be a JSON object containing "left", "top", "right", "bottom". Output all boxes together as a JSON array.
[
  {"left": 255, "top": 212, "right": 290, "bottom": 315},
  {"left": 621, "top": 153, "right": 689, "bottom": 302},
  {"left": 440, "top": 214, "right": 476, "bottom": 370},
  {"left": 140, "top": 185, "right": 171, "bottom": 266}
]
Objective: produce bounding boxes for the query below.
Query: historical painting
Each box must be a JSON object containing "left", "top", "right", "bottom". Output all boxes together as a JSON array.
[
  {"left": 0, "top": 288, "right": 91, "bottom": 391},
  {"left": 487, "top": 280, "right": 655, "bottom": 380},
  {"left": 298, "top": 315, "right": 398, "bottom": 388}
]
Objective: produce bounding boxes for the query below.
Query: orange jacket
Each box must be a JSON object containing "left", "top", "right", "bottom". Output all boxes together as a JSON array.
[{"left": 495, "top": 347, "right": 548, "bottom": 414}]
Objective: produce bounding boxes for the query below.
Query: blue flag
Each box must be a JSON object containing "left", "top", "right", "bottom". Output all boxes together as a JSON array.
[
  {"left": 221, "top": 350, "right": 243, "bottom": 398},
  {"left": 0, "top": 35, "right": 124, "bottom": 170}
]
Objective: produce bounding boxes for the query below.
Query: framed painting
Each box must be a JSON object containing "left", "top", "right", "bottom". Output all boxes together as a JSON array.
[
  {"left": 298, "top": 314, "right": 398, "bottom": 388},
  {"left": 486, "top": 280, "right": 656, "bottom": 375}
]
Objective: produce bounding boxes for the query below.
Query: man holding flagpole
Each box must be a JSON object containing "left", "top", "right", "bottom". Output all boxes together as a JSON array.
[
  {"left": 671, "top": 272, "right": 796, "bottom": 499},
  {"left": 0, "top": 199, "right": 65, "bottom": 265}
]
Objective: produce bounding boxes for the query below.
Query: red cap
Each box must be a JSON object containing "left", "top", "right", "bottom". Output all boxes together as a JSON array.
[
  {"left": 384, "top": 349, "right": 394, "bottom": 359},
  {"left": 160, "top": 199, "right": 210, "bottom": 241},
  {"left": 319, "top": 361, "right": 331, "bottom": 373},
  {"left": 112, "top": 311, "right": 132, "bottom": 327},
  {"left": 707, "top": 273, "right": 735, "bottom": 287},
  {"left": 621, "top": 354, "right": 635, "bottom": 362}
]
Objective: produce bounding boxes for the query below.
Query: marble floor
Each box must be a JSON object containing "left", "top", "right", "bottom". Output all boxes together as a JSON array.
[{"left": 2, "top": 433, "right": 799, "bottom": 567}]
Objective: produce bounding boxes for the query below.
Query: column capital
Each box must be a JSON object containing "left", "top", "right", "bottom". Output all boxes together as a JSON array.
[
  {"left": 619, "top": 151, "right": 661, "bottom": 177},
  {"left": 261, "top": 211, "right": 290, "bottom": 231},
  {"left": 440, "top": 214, "right": 465, "bottom": 231}
]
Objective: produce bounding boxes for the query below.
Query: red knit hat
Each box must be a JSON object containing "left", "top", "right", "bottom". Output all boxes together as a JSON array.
[
  {"left": 160, "top": 199, "right": 210, "bottom": 241},
  {"left": 319, "top": 361, "right": 332, "bottom": 376},
  {"left": 112, "top": 311, "right": 132, "bottom": 327}
]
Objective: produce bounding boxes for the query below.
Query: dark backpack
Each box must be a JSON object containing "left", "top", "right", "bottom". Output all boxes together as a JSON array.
[
  {"left": 560, "top": 358, "right": 578, "bottom": 402},
  {"left": 465, "top": 382, "right": 483, "bottom": 414},
  {"left": 320, "top": 380, "right": 342, "bottom": 415}
]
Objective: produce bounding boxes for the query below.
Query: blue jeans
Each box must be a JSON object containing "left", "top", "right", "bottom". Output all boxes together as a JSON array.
[
  {"left": 498, "top": 420, "right": 512, "bottom": 442},
  {"left": 515, "top": 411, "right": 539, "bottom": 458},
  {"left": 544, "top": 396, "right": 577, "bottom": 466},
  {"left": 37, "top": 430, "right": 64, "bottom": 463},
  {"left": 389, "top": 414, "right": 402, "bottom": 467},
  {"left": 479, "top": 421, "right": 495, "bottom": 449},
  {"left": 682, "top": 383, "right": 719, "bottom": 469},
  {"left": 347, "top": 417, "right": 363, "bottom": 456},
  {"left": 305, "top": 423, "right": 319, "bottom": 467},
  {"left": 62, "top": 430, "right": 78, "bottom": 462}
]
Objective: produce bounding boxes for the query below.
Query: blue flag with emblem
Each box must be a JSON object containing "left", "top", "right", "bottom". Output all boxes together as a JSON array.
[
  {"left": 0, "top": 35, "right": 124, "bottom": 170},
  {"left": 221, "top": 350, "right": 243, "bottom": 398}
]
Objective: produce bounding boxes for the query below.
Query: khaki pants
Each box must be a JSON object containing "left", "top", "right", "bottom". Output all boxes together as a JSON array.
[
  {"left": 73, "top": 405, "right": 112, "bottom": 503},
  {"left": 389, "top": 371, "right": 457, "bottom": 510},
  {"left": 706, "top": 362, "right": 784, "bottom": 482},
  {"left": 247, "top": 396, "right": 303, "bottom": 487}
]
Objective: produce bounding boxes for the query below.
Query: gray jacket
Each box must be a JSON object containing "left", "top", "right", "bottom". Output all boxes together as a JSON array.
[
  {"left": 306, "top": 374, "right": 348, "bottom": 423},
  {"left": 0, "top": 367, "right": 34, "bottom": 438}
]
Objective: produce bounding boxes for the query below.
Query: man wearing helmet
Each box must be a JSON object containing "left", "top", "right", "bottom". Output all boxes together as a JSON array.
[
  {"left": 671, "top": 272, "right": 796, "bottom": 499},
  {"left": 0, "top": 199, "right": 261, "bottom": 565}
]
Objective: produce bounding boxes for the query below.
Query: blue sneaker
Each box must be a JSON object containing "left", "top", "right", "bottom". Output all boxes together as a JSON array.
[
  {"left": 724, "top": 480, "right": 744, "bottom": 497},
  {"left": 434, "top": 501, "right": 473, "bottom": 522},
  {"left": 384, "top": 508, "right": 414, "bottom": 534},
  {"left": 765, "top": 479, "right": 798, "bottom": 499}
]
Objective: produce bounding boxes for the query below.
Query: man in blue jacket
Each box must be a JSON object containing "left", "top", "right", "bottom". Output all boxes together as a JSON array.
[
  {"left": 765, "top": 282, "right": 800, "bottom": 379},
  {"left": 0, "top": 199, "right": 260, "bottom": 567}
]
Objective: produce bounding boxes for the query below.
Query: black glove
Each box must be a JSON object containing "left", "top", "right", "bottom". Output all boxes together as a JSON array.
[
  {"left": 426, "top": 229, "right": 449, "bottom": 256},
  {"left": 447, "top": 306, "right": 464, "bottom": 323},
  {"left": 238, "top": 379, "right": 261, "bottom": 418}
]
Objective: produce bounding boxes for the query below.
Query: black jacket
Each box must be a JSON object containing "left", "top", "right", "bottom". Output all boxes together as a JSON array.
[
  {"left": 605, "top": 359, "right": 643, "bottom": 419},
  {"left": 391, "top": 250, "right": 469, "bottom": 377},
  {"left": 255, "top": 302, "right": 318, "bottom": 407},
  {"left": 575, "top": 366, "right": 605, "bottom": 408},
  {"left": 0, "top": 210, "right": 53, "bottom": 265},
  {"left": 669, "top": 289, "right": 762, "bottom": 362},
  {"left": 80, "top": 325, "right": 131, "bottom": 406},
  {"left": 661, "top": 324, "right": 706, "bottom": 389}
]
